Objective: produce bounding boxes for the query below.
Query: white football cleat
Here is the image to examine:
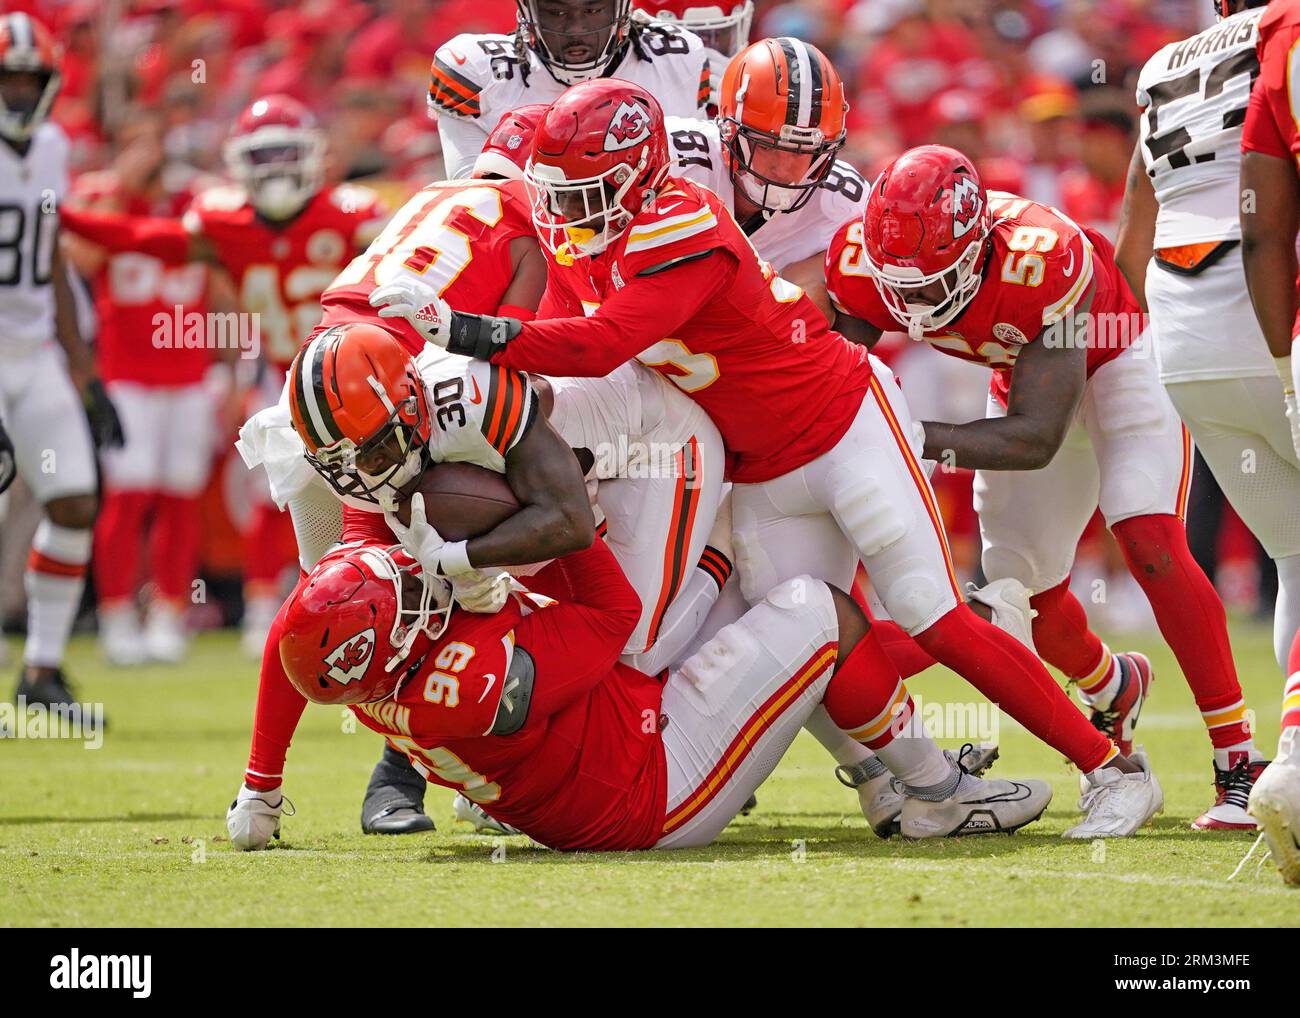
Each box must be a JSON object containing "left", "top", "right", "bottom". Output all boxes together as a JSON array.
[
  {"left": 1063, "top": 750, "right": 1163, "bottom": 839},
  {"left": 1191, "top": 758, "right": 1268, "bottom": 831},
  {"left": 966, "top": 578, "right": 1037, "bottom": 653},
  {"left": 144, "top": 602, "right": 188, "bottom": 664},
  {"left": 226, "top": 784, "right": 294, "bottom": 851},
  {"left": 837, "top": 761, "right": 903, "bottom": 838},
  {"left": 99, "top": 603, "right": 145, "bottom": 667},
  {"left": 452, "top": 793, "right": 521, "bottom": 836},
  {"left": 1247, "top": 729, "right": 1300, "bottom": 886},
  {"left": 900, "top": 774, "right": 1052, "bottom": 838}
]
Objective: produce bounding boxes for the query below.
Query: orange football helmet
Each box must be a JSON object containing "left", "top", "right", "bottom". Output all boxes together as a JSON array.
[
  {"left": 0, "top": 12, "right": 61, "bottom": 143},
  {"left": 279, "top": 542, "right": 454, "bottom": 705},
  {"left": 288, "top": 323, "right": 433, "bottom": 510},
  {"left": 718, "top": 37, "right": 847, "bottom": 214}
]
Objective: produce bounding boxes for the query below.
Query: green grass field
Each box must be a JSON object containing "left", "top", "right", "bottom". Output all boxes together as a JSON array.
[{"left": 1, "top": 622, "right": 1297, "bottom": 928}]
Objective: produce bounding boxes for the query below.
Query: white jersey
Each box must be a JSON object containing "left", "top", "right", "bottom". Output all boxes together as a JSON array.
[
  {"left": 429, "top": 18, "right": 711, "bottom": 178},
  {"left": 1135, "top": 7, "right": 1263, "bottom": 247},
  {"left": 664, "top": 117, "right": 867, "bottom": 270},
  {"left": 0, "top": 124, "right": 68, "bottom": 354}
]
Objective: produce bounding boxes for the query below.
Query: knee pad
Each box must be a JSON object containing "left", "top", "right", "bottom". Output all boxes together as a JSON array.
[
  {"left": 827, "top": 470, "right": 908, "bottom": 559},
  {"left": 678, "top": 620, "right": 759, "bottom": 715},
  {"left": 878, "top": 570, "right": 946, "bottom": 634}
]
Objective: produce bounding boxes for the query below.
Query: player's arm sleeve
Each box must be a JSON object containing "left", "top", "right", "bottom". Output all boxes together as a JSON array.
[
  {"left": 1243, "top": 67, "right": 1292, "bottom": 158},
  {"left": 56, "top": 205, "right": 193, "bottom": 264},
  {"left": 435, "top": 114, "right": 490, "bottom": 179},
  {"left": 485, "top": 249, "right": 736, "bottom": 376},
  {"left": 427, "top": 40, "right": 489, "bottom": 179},
  {"left": 512, "top": 541, "right": 643, "bottom": 719}
]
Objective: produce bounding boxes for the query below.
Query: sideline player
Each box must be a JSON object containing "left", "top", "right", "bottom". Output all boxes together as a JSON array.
[
  {"left": 232, "top": 535, "right": 1053, "bottom": 851},
  {"left": 827, "top": 144, "right": 1263, "bottom": 829},
  {"left": 429, "top": 0, "right": 711, "bottom": 178},
  {"left": 56, "top": 95, "right": 389, "bottom": 654},
  {"left": 1235, "top": 0, "right": 1300, "bottom": 883},
  {"left": 1115, "top": 0, "right": 1288, "bottom": 830},
  {"left": 1, "top": 13, "right": 123, "bottom": 711},
  {"left": 374, "top": 80, "right": 1164, "bottom": 838}
]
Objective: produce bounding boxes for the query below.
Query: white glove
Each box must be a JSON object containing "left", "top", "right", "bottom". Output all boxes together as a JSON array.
[
  {"left": 226, "top": 784, "right": 293, "bottom": 851},
  {"left": 385, "top": 493, "right": 474, "bottom": 577},
  {"left": 452, "top": 569, "right": 513, "bottom": 613},
  {"left": 1280, "top": 347, "right": 1300, "bottom": 462},
  {"left": 369, "top": 276, "right": 452, "bottom": 348}
]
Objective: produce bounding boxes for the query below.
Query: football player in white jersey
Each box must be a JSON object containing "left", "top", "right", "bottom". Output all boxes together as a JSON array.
[
  {"left": 428, "top": 0, "right": 711, "bottom": 178},
  {"left": 665, "top": 37, "right": 867, "bottom": 317},
  {"left": 0, "top": 13, "right": 123, "bottom": 712},
  {"left": 634, "top": 0, "right": 753, "bottom": 107},
  {"left": 1115, "top": 0, "right": 1287, "bottom": 827}
]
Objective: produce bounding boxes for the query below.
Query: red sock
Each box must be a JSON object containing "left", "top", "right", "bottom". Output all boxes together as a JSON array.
[
  {"left": 150, "top": 493, "right": 202, "bottom": 602},
  {"left": 1111, "top": 514, "right": 1247, "bottom": 748},
  {"left": 244, "top": 581, "right": 309, "bottom": 791},
  {"left": 94, "top": 490, "right": 153, "bottom": 603},
  {"left": 823, "top": 629, "right": 912, "bottom": 749},
  {"left": 1028, "top": 579, "right": 1107, "bottom": 680},
  {"left": 914, "top": 604, "right": 1115, "bottom": 771},
  {"left": 244, "top": 502, "right": 296, "bottom": 589},
  {"left": 870, "top": 618, "right": 938, "bottom": 679}
]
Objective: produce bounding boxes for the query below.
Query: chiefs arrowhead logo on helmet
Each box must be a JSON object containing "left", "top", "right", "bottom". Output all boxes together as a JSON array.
[
  {"left": 324, "top": 627, "right": 376, "bottom": 686},
  {"left": 604, "top": 101, "right": 651, "bottom": 152},
  {"left": 951, "top": 176, "right": 983, "bottom": 240}
]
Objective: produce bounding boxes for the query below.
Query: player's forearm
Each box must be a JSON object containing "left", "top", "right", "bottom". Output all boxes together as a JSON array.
[
  {"left": 1241, "top": 151, "right": 1300, "bottom": 358},
  {"left": 466, "top": 500, "right": 595, "bottom": 569},
  {"left": 58, "top": 205, "right": 194, "bottom": 264},
  {"left": 51, "top": 246, "right": 94, "bottom": 387},
  {"left": 1114, "top": 143, "right": 1156, "bottom": 313},
  {"left": 922, "top": 416, "right": 1063, "bottom": 471}
]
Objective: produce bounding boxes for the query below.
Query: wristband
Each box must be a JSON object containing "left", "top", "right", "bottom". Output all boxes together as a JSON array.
[{"left": 438, "top": 540, "right": 473, "bottom": 577}]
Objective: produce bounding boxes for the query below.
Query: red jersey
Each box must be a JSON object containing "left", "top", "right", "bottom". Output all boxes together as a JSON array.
[
  {"left": 1243, "top": 0, "right": 1300, "bottom": 338},
  {"left": 493, "top": 177, "right": 874, "bottom": 483},
  {"left": 182, "top": 183, "right": 388, "bottom": 368},
  {"left": 73, "top": 173, "right": 211, "bottom": 387},
  {"left": 347, "top": 541, "right": 669, "bottom": 852},
  {"left": 826, "top": 192, "right": 1140, "bottom": 407},
  {"left": 317, "top": 177, "right": 535, "bottom": 355}
]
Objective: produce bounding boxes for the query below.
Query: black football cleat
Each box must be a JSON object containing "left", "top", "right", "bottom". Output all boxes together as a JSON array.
[
  {"left": 361, "top": 743, "right": 435, "bottom": 835},
  {"left": 14, "top": 667, "right": 106, "bottom": 729}
]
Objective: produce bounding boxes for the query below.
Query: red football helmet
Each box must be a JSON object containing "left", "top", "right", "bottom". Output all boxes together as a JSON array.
[
  {"left": 473, "top": 103, "right": 549, "bottom": 181},
  {"left": 0, "top": 12, "right": 61, "bottom": 143},
  {"left": 288, "top": 323, "right": 433, "bottom": 511},
  {"left": 279, "top": 543, "right": 454, "bottom": 705},
  {"left": 861, "top": 145, "right": 993, "bottom": 339},
  {"left": 634, "top": 0, "right": 752, "bottom": 59},
  {"left": 516, "top": 0, "right": 634, "bottom": 86},
  {"left": 526, "top": 79, "right": 671, "bottom": 259},
  {"left": 224, "top": 94, "right": 325, "bottom": 220}
]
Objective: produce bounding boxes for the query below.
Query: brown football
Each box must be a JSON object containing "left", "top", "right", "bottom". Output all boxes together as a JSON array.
[{"left": 395, "top": 462, "right": 520, "bottom": 540}]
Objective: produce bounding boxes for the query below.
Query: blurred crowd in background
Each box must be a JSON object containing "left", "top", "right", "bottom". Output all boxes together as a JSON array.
[{"left": 1, "top": 0, "right": 1272, "bottom": 665}]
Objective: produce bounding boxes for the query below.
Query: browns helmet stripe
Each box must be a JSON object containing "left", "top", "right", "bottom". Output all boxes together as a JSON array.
[
  {"left": 776, "top": 38, "right": 799, "bottom": 127},
  {"left": 294, "top": 331, "right": 343, "bottom": 448},
  {"left": 8, "top": 13, "right": 34, "bottom": 49}
]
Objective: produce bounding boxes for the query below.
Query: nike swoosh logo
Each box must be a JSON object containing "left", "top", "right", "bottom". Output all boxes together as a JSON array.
[
  {"left": 1063, "top": 249, "right": 1075, "bottom": 277},
  {"left": 448, "top": 50, "right": 467, "bottom": 65},
  {"left": 468, "top": 377, "right": 482, "bottom": 404},
  {"left": 478, "top": 673, "right": 497, "bottom": 702},
  {"left": 659, "top": 201, "right": 687, "bottom": 214}
]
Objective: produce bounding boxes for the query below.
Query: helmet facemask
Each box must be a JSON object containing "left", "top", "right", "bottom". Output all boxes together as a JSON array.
[
  {"left": 307, "top": 388, "right": 432, "bottom": 512},
  {"left": 224, "top": 125, "right": 325, "bottom": 220},
  {"left": 382, "top": 548, "right": 454, "bottom": 678},
  {"left": 722, "top": 118, "right": 842, "bottom": 215},
  {"left": 519, "top": 0, "right": 632, "bottom": 86},
  {"left": 867, "top": 232, "right": 990, "bottom": 340},
  {"left": 527, "top": 152, "right": 659, "bottom": 258}
]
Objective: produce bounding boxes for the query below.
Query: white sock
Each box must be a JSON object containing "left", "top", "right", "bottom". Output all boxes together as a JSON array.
[
  {"left": 624, "top": 562, "right": 725, "bottom": 674},
  {"left": 873, "top": 708, "right": 954, "bottom": 792},
  {"left": 1272, "top": 555, "right": 1300, "bottom": 675},
  {"left": 805, "top": 705, "right": 876, "bottom": 768},
  {"left": 23, "top": 521, "right": 92, "bottom": 669}
]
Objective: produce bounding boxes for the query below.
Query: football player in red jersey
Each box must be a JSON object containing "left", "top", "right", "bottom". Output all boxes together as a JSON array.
[
  {"left": 57, "top": 95, "right": 389, "bottom": 656},
  {"left": 373, "top": 79, "right": 1164, "bottom": 839},
  {"left": 229, "top": 534, "right": 1054, "bottom": 851},
  {"left": 826, "top": 144, "right": 1264, "bottom": 829},
  {"left": 1236, "top": 0, "right": 1300, "bottom": 883},
  {"left": 63, "top": 109, "right": 225, "bottom": 667}
]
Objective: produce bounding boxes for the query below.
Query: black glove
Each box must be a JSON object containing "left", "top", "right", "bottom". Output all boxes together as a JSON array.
[
  {"left": 446, "top": 311, "right": 522, "bottom": 361},
  {"left": 83, "top": 378, "right": 126, "bottom": 449},
  {"left": 0, "top": 415, "right": 16, "bottom": 496}
]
